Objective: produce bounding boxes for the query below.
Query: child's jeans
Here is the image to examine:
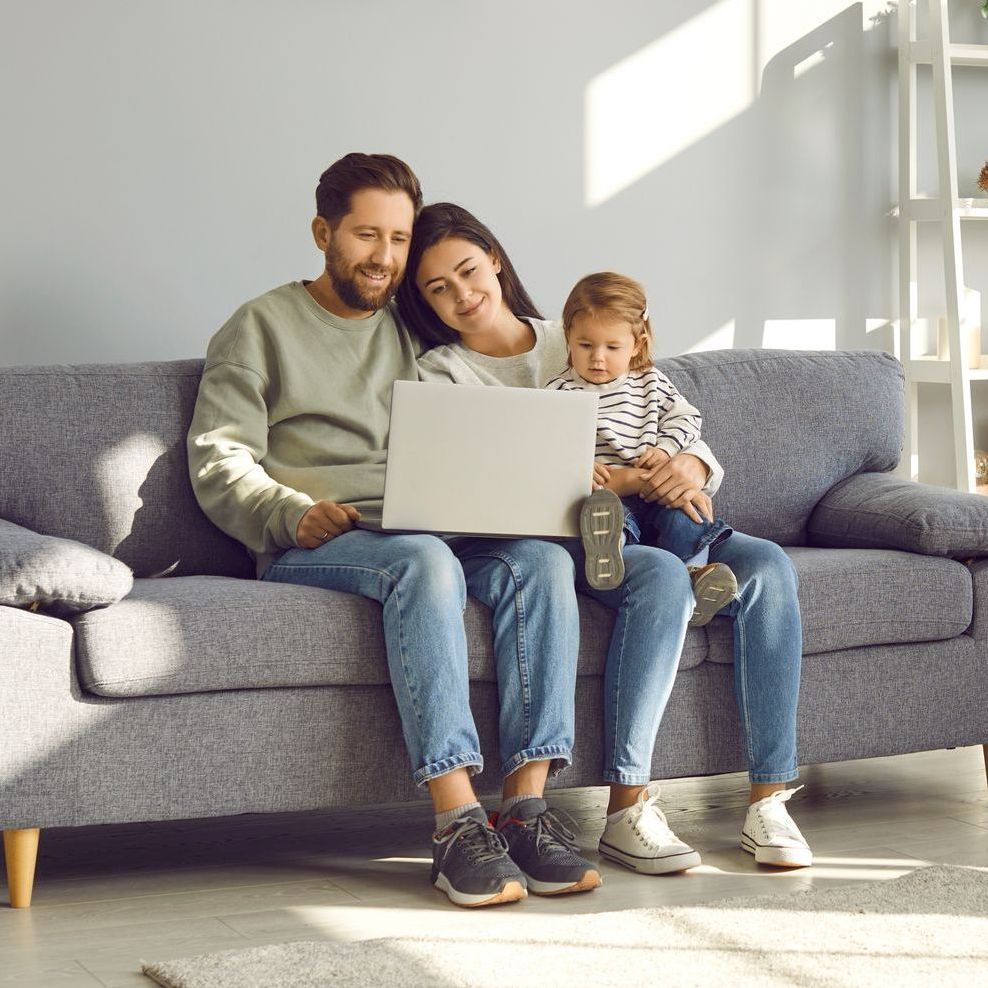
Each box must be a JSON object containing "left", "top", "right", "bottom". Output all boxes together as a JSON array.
[{"left": 621, "top": 496, "right": 732, "bottom": 562}]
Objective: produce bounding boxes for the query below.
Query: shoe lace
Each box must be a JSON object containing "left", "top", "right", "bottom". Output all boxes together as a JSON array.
[
  {"left": 629, "top": 792, "right": 677, "bottom": 848},
  {"left": 756, "top": 787, "right": 807, "bottom": 843},
  {"left": 437, "top": 817, "right": 510, "bottom": 865},
  {"left": 529, "top": 808, "right": 582, "bottom": 854}
]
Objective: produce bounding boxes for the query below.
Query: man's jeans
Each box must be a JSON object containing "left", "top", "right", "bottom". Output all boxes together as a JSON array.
[
  {"left": 262, "top": 530, "right": 578, "bottom": 786},
  {"left": 560, "top": 530, "right": 801, "bottom": 786},
  {"left": 622, "top": 497, "right": 732, "bottom": 562}
]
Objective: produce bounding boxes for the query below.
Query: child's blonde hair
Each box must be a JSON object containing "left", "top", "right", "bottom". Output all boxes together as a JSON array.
[{"left": 561, "top": 272, "right": 653, "bottom": 371}]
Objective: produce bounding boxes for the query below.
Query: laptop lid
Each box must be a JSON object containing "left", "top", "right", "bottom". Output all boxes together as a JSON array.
[{"left": 382, "top": 380, "right": 597, "bottom": 538}]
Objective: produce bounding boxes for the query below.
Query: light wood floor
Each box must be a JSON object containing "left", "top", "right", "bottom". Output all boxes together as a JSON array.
[{"left": 2, "top": 746, "right": 987, "bottom": 986}]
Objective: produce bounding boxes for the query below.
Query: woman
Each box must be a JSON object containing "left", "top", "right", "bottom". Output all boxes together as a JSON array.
[{"left": 396, "top": 203, "right": 812, "bottom": 873}]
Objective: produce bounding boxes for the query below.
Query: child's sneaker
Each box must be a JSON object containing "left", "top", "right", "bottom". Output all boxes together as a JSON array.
[
  {"left": 431, "top": 807, "right": 527, "bottom": 907},
  {"left": 741, "top": 786, "right": 813, "bottom": 868},
  {"left": 580, "top": 488, "right": 625, "bottom": 591},
  {"left": 687, "top": 562, "right": 737, "bottom": 627},
  {"left": 598, "top": 782, "right": 701, "bottom": 874},
  {"left": 494, "top": 797, "right": 602, "bottom": 895}
]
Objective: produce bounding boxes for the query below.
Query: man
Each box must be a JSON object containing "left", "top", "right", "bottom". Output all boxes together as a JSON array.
[{"left": 187, "top": 153, "right": 601, "bottom": 907}]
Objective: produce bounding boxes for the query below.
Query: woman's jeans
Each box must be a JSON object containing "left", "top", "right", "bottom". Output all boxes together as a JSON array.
[
  {"left": 622, "top": 496, "right": 732, "bottom": 562},
  {"left": 560, "top": 530, "right": 801, "bottom": 786},
  {"left": 262, "top": 530, "right": 578, "bottom": 787}
]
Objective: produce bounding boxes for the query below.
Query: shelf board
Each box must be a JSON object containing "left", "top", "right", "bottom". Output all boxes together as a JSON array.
[
  {"left": 905, "top": 357, "right": 988, "bottom": 384},
  {"left": 898, "top": 198, "right": 988, "bottom": 221},
  {"left": 909, "top": 41, "right": 988, "bottom": 66}
]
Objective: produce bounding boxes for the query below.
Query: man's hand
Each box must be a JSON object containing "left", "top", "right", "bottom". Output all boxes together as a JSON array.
[
  {"left": 592, "top": 461, "right": 611, "bottom": 490},
  {"left": 634, "top": 447, "right": 671, "bottom": 471},
  {"left": 296, "top": 500, "right": 361, "bottom": 549},
  {"left": 639, "top": 452, "right": 710, "bottom": 521}
]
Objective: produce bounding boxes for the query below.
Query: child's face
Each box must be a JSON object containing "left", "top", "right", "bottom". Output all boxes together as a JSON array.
[{"left": 568, "top": 313, "right": 641, "bottom": 383}]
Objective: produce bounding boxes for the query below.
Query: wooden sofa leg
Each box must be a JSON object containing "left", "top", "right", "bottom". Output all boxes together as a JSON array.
[{"left": 3, "top": 828, "right": 40, "bottom": 908}]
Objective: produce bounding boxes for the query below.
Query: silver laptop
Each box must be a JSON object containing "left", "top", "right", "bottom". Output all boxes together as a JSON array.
[{"left": 382, "top": 380, "right": 598, "bottom": 538}]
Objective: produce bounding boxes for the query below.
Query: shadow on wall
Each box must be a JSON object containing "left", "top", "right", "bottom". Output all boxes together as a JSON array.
[{"left": 573, "top": 1, "right": 893, "bottom": 358}]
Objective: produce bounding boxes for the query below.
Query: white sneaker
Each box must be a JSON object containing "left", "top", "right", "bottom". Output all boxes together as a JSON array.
[
  {"left": 598, "top": 782, "right": 701, "bottom": 874},
  {"left": 741, "top": 786, "right": 813, "bottom": 868}
]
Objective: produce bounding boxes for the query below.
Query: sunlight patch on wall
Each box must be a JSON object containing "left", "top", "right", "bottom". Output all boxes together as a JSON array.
[
  {"left": 762, "top": 318, "right": 836, "bottom": 350},
  {"left": 584, "top": 0, "right": 754, "bottom": 208},
  {"left": 685, "top": 320, "right": 736, "bottom": 353}
]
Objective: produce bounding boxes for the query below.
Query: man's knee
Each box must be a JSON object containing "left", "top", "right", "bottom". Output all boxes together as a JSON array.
[{"left": 388, "top": 535, "right": 465, "bottom": 597}]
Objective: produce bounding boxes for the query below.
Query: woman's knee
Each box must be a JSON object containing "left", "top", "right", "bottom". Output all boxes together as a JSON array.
[
  {"left": 623, "top": 545, "right": 693, "bottom": 598},
  {"left": 498, "top": 538, "right": 576, "bottom": 584},
  {"left": 388, "top": 535, "right": 465, "bottom": 597}
]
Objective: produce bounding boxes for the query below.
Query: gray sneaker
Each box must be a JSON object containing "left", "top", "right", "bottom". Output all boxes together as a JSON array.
[
  {"left": 687, "top": 562, "right": 737, "bottom": 627},
  {"left": 431, "top": 807, "right": 527, "bottom": 907},
  {"left": 495, "top": 797, "right": 602, "bottom": 895},
  {"left": 581, "top": 488, "right": 625, "bottom": 591}
]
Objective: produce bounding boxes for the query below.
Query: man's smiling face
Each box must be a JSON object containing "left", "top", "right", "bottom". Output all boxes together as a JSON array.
[{"left": 321, "top": 188, "right": 415, "bottom": 314}]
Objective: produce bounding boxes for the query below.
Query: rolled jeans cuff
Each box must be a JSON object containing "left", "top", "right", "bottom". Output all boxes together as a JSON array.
[
  {"left": 602, "top": 769, "right": 652, "bottom": 786},
  {"left": 749, "top": 768, "right": 800, "bottom": 784},
  {"left": 413, "top": 751, "right": 484, "bottom": 787},
  {"left": 502, "top": 745, "right": 572, "bottom": 779}
]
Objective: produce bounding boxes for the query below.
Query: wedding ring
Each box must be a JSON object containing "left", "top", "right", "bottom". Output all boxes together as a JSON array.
[{"left": 319, "top": 531, "right": 330, "bottom": 541}]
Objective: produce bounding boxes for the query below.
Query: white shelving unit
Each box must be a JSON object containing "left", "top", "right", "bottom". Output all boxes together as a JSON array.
[{"left": 897, "top": 0, "right": 988, "bottom": 491}]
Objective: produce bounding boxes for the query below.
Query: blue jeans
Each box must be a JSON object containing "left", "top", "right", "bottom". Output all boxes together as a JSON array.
[
  {"left": 561, "top": 530, "right": 801, "bottom": 785},
  {"left": 262, "top": 530, "right": 578, "bottom": 787},
  {"left": 622, "top": 497, "right": 732, "bottom": 562}
]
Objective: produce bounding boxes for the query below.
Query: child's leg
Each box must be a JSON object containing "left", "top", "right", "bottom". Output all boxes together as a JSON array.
[{"left": 641, "top": 504, "right": 737, "bottom": 627}]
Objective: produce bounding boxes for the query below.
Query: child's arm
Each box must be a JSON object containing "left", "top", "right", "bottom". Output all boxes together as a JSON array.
[{"left": 647, "top": 371, "right": 704, "bottom": 457}]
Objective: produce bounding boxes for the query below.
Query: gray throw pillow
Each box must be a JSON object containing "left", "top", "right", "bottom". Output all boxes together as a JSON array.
[
  {"left": 807, "top": 472, "right": 988, "bottom": 558},
  {"left": 0, "top": 518, "right": 134, "bottom": 615}
]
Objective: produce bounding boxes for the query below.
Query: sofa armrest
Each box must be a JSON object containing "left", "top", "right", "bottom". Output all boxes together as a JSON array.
[
  {"left": 807, "top": 472, "right": 988, "bottom": 559},
  {"left": 0, "top": 518, "right": 133, "bottom": 616}
]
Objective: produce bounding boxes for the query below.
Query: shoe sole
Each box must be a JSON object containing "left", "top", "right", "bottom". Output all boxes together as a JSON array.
[
  {"left": 598, "top": 841, "right": 702, "bottom": 875},
  {"left": 434, "top": 874, "right": 528, "bottom": 907},
  {"left": 689, "top": 566, "right": 738, "bottom": 628},
  {"left": 580, "top": 489, "right": 625, "bottom": 591},
  {"left": 740, "top": 833, "right": 812, "bottom": 868},
  {"left": 524, "top": 868, "right": 603, "bottom": 896}
]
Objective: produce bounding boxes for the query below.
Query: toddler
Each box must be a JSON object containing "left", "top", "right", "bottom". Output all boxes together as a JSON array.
[{"left": 545, "top": 272, "right": 736, "bottom": 627}]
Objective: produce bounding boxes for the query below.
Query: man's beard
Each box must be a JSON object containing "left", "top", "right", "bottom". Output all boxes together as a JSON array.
[{"left": 325, "top": 239, "right": 401, "bottom": 312}]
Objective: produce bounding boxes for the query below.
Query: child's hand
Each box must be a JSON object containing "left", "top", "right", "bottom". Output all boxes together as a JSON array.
[
  {"left": 592, "top": 461, "right": 611, "bottom": 489},
  {"left": 635, "top": 447, "right": 671, "bottom": 471}
]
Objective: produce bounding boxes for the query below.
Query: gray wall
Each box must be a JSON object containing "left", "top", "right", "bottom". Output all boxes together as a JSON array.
[{"left": 2, "top": 1, "right": 986, "bottom": 482}]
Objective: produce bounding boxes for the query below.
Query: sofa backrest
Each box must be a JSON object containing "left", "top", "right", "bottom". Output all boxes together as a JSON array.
[
  {"left": 0, "top": 349, "right": 903, "bottom": 575},
  {"left": 654, "top": 349, "right": 904, "bottom": 545},
  {"left": 0, "top": 360, "right": 253, "bottom": 579}
]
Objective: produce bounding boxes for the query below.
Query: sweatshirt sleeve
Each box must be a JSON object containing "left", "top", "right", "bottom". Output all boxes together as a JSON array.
[
  {"left": 187, "top": 358, "right": 314, "bottom": 555},
  {"left": 651, "top": 370, "right": 704, "bottom": 458}
]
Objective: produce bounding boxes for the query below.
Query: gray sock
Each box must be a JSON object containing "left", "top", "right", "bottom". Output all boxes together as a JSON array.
[{"left": 435, "top": 801, "right": 483, "bottom": 832}]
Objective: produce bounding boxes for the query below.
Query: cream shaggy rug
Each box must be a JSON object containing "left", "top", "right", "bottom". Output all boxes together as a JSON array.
[{"left": 142, "top": 865, "right": 988, "bottom": 988}]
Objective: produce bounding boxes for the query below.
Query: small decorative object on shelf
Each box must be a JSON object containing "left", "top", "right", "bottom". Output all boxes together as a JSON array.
[
  {"left": 975, "top": 449, "right": 988, "bottom": 485},
  {"left": 982, "top": 1, "right": 988, "bottom": 20},
  {"left": 979, "top": 161, "right": 988, "bottom": 194}
]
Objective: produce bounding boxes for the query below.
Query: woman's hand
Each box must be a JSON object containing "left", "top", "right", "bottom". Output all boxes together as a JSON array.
[
  {"left": 296, "top": 500, "right": 361, "bottom": 548},
  {"left": 592, "top": 462, "right": 611, "bottom": 490},
  {"left": 638, "top": 453, "right": 710, "bottom": 520},
  {"left": 634, "top": 447, "right": 671, "bottom": 471}
]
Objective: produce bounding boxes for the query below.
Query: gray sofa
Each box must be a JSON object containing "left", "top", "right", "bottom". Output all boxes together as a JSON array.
[{"left": 3, "top": 348, "right": 988, "bottom": 908}]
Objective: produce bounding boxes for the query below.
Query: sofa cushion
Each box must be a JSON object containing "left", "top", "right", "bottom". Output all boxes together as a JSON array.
[
  {"left": 74, "top": 575, "right": 713, "bottom": 698},
  {"left": 0, "top": 361, "right": 253, "bottom": 580},
  {"left": 704, "top": 547, "right": 972, "bottom": 663},
  {"left": 808, "top": 472, "right": 988, "bottom": 559},
  {"left": 655, "top": 349, "right": 903, "bottom": 546},
  {"left": 0, "top": 518, "right": 134, "bottom": 615}
]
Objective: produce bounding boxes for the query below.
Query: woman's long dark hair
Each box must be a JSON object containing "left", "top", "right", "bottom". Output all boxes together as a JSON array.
[{"left": 395, "top": 202, "right": 544, "bottom": 347}]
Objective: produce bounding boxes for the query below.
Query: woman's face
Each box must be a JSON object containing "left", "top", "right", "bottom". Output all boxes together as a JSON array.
[{"left": 415, "top": 237, "right": 505, "bottom": 338}]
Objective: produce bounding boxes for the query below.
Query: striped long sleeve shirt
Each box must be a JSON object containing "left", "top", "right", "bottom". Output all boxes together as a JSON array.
[{"left": 544, "top": 366, "right": 703, "bottom": 467}]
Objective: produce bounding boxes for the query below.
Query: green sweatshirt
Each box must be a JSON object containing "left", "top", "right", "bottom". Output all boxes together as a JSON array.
[{"left": 187, "top": 282, "right": 420, "bottom": 574}]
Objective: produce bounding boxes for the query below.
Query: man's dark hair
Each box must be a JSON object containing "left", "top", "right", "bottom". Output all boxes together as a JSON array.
[
  {"left": 395, "top": 202, "right": 544, "bottom": 347},
  {"left": 315, "top": 153, "right": 423, "bottom": 227}
]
